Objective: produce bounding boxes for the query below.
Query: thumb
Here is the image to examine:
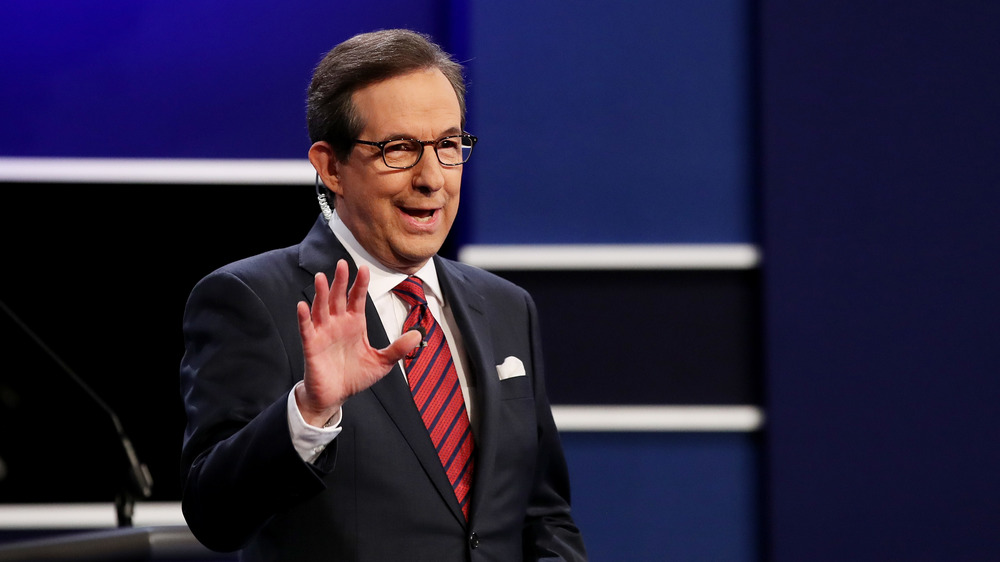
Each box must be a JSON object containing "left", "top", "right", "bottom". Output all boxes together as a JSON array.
[{"left": 382, "top": 328, "right": 424, "bottom": 364}]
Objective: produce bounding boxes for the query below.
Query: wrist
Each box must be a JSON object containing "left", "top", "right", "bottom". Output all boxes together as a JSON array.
[{"left": 293, "top": 382, "right": 343, "bottom": 427}]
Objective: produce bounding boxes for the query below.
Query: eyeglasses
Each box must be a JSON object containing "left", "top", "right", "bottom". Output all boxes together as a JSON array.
[{"left": 353, "top": 133, "right": 477, "bottom": 170}]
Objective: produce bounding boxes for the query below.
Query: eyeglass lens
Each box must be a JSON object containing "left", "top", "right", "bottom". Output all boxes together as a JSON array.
[{"left": 382, "top": 136, "right": 473, "bottom": 168}]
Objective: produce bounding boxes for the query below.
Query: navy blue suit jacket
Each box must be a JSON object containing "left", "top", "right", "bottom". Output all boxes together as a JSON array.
[{"left": 179, "top": 215, "right": 586, "bottom": 561}]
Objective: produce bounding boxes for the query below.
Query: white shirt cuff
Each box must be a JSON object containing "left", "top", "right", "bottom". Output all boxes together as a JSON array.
[{"left": 287, "top": 381, "right": 342, "bottom": 463}]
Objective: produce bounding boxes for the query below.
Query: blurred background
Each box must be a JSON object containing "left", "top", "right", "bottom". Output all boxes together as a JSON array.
[{"left": 1, "top": 1, "right": 998, "bottom": 560}]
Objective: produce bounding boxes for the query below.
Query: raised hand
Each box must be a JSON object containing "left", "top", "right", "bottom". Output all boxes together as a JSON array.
[{"left": 294, "top": 259, "right": 422, "bottom": 426}]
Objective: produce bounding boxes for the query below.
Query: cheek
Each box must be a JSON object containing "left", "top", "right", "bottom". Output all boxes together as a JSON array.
[
  {"left": 345, "top": 179, "right": 397, "bottom": 217},
  {"left": 445, "top": 197, "right": 460, "bottom": 222},
  {"left": 445, "top": 175, "right": 462, "bottom": 206}
]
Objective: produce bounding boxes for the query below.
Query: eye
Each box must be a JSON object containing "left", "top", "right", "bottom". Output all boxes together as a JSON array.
[
  {"left": 384, "top": 140, "right": 417, "bottom": 153},
  {"left": 437, "top": 137, "right": 458, "bottom": 150}
]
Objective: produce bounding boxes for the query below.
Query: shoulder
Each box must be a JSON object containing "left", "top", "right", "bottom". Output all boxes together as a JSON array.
[
  {"left": 196, "top": 213, "right": 337, "bottom": 290},
  {"left": 188, "top": 244, "right": 308, "bottom": 308},
  {"left": 435, "top": 255, "right": 533, "bottom": 304},
  {"left": 206, "top": 244, "right": 302, "bottom": 285}
]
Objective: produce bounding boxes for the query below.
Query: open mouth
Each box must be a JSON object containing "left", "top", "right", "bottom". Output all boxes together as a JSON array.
[{"left": 402, "top": 207, "right": 436, "bottom": 222}]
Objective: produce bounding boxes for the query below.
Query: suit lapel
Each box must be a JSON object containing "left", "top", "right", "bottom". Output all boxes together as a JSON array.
[
  {"left": 365, "top": 297, "right": 468, "bottom": 525},
  {"left": 435, "top": 258, "right": 500, "bottom": 525}
]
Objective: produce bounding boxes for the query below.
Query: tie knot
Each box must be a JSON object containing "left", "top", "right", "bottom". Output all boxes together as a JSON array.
[{"left": 392, "top": 276, "right": 427, "bottom": 308}]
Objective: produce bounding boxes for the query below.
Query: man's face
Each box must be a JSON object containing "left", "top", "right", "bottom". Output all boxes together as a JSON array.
[{"left": 331, "top": 68, "right": 463, "bottom": 274}]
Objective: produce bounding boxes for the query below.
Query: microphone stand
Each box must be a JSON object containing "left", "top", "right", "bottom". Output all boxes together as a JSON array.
[{"left": 0, "top": 299, "right": 153, "bottom": 527}]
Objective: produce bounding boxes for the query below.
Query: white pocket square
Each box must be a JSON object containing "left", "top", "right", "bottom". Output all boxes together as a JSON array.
[{"left": 496, "top": 356, "right": 526, "bottom": 380}]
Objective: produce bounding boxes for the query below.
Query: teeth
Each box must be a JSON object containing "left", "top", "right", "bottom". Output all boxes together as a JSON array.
[{"left": 404, "top": 208, "right": 435, "bottom": 221}]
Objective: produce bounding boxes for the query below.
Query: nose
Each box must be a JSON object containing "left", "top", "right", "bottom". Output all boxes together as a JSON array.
[{"left": 412, "top": 145, "right": 446, "bottom": 192}]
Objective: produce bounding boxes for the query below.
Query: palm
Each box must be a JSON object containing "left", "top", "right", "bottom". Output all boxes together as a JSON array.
[{"left": 295, "top": 260, "right": 420, "bottom": 424}]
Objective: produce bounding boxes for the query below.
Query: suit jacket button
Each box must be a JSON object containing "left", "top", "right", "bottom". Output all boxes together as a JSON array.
[{"left": 469, "top": 531, "right": 480, "bottom": 549}]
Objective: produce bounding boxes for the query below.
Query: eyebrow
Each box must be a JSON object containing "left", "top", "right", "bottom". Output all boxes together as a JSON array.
[{"left": 378, "top": 127, "right": 463, "bottom": 142}]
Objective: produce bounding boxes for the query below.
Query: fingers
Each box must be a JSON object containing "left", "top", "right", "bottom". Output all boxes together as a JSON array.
[
  {"left": 311, "top": 271, "right": 330, "bottom": 324},
  {"left": 323, "top": 260, "right": 369, "bottom": 315},
  {"left": 296, "top": 300, "right": 314, "bottom": 339},
  {"left": 309, "top": 260, "right": 363, "bottom": 320},
  {"left": 328, "top": 260, "right": 350, "bottom": 316},
  {"left": 347, "top": 265, "right": 370, "bottom": 313}
]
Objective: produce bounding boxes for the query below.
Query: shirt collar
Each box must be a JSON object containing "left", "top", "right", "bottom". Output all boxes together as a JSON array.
[{"left": 328, "top": 210, "right": 443, "bottom": 305}]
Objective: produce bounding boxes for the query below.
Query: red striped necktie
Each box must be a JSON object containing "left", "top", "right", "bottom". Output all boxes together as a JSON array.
[{"left": 392, "top": 276, "right": 475, "bottom": 519}]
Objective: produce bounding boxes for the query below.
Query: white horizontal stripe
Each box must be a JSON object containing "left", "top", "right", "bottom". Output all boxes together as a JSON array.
[
  {"left": 0, "top": 157, "right": 315, "bottom": 185},
  {"left": 0, "top": 502, "right": 186, "bottom": 529},
  {"left": 459, "top": 244, "right": 760, "bottom": 270},
  {"left": 552, "top": 405, "right": 763, "bottom": 432},
  {"left": 0, "top": 406, "right": 760, "bottom": 529}
]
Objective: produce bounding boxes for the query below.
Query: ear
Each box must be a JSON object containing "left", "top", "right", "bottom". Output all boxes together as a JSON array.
[{"left": 308, "top": 141, "right": 342, "bottom": 196}]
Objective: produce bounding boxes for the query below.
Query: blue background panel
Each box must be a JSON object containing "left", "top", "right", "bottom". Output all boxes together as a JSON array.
[
  {"left": 0, "top": 0, "right": 452, "bottom": 159},
  {"left": 563, "top": 432, "right": 760, "bottom": 561},
  {"left": 465, "top": 1, "right": 754, "bottom": 244},
  {"left": 2, "top": 1, "right": 754, "bottom": 246},
  {"left": 761, "top": 1, "right": 1000, "bottom": 559}
]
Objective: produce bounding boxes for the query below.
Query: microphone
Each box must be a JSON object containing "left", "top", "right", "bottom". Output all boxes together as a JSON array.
[
  {"left": 0, "top": 298, "right": 153, "bottom": 527},
  {"left": 404, "top": 326, "right": 427, "bottom": 360},
  {"left": 411, "top": 325, "right": 427, "bottom": 347},
  {"left": 315, "top": 173, "right": 333, "bottom": 221}
]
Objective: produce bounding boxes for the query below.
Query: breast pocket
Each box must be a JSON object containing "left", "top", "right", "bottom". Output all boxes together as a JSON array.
[{"left": 499, "top": 375, "right": 533, "bottom": 400}]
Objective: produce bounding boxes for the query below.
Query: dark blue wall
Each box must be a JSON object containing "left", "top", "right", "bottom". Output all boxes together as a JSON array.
[
  {"left": 761, "top": 2, "right": 1000, "bottom": 560},
  {"left": 465, "top": 1, "right": 754, "bottom": 244},
  {"left": 0, "top": 0, "right": 453, "bottom": 158}
]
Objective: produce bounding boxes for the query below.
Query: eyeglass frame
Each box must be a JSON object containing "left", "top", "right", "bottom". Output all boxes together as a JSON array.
[{"left": 352, "top": 133, "right": 478, "bottom": 170}]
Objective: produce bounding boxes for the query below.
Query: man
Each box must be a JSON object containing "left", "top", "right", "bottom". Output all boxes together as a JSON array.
[{"left": 179, "top": 29, "right": 587, "bottom": 561}]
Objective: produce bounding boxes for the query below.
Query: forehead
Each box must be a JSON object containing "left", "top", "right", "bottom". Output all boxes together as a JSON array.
[{"left": 352, "top": 68, "right": 462, "bottom": 137}]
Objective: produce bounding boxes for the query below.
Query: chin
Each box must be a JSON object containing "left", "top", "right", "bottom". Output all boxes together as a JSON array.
[{"left": 391, "top": 246, "right": 440, "bottom": 270}]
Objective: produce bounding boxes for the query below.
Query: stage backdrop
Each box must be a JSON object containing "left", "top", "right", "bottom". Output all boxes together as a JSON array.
[{"left": 1, "top": 2, "right": 761, "bottom": 560}]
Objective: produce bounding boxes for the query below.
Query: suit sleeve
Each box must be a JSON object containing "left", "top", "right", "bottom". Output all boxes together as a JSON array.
[
  {"left": 178, "top": 269, "right": 334, "bottom": 552},
  {"left": 521, "top": 293, "right": 589, "bottom": 561}
]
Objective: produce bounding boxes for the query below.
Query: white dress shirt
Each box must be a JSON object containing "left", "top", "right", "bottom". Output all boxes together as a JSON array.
[{"left": 288, "top": 211, "right": 476, "bottom": 463}]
